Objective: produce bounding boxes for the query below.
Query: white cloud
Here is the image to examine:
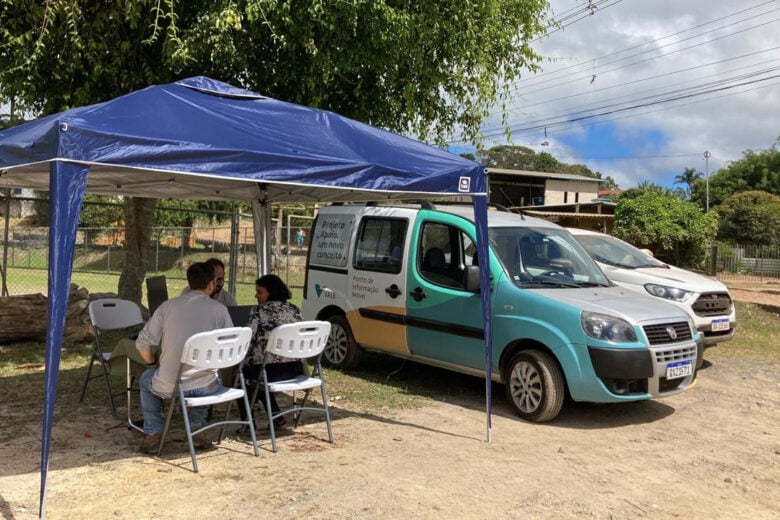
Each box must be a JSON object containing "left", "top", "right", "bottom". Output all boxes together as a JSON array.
[{"left": 480, "top": 0, "right": 780, "bottom": 188}]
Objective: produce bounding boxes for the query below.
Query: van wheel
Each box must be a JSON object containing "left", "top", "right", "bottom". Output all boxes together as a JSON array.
[
  {"left": 324, "top": 315, "right": 363, "bottom": 369},
  {"left": 504, "top": 350, "right": 564, "bottom": 422}
]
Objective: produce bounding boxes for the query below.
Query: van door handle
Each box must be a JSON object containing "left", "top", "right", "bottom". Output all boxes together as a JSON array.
[
  {"left": 385, "top": 284, "right": 402, "bottom": 298},
  {"left": 409, "top": 287, "right": 427, "bottom": 302}
]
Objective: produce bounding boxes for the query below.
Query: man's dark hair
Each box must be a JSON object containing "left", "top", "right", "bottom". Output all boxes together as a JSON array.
[
  {"left": 187, "top": 262, "right": 215, "bottom": 290},
  {"left": 205, "top": 257, "right": 225, "bottom": 270},
  {"left": 255, "top": 274, "right": 292, "bottom": 302}
]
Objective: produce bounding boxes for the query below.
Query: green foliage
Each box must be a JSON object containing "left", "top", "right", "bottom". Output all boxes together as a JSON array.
[
  {"left": 691, "top": 138, "right": 780, "bottom": 209},
  {"left": 478, "top": 145, "right": 617, "bottom": 188},
  {"left": 716, "top": 190, "right": 780, "bottom": 245},
  {"left": 673, "top": 167, "right": 702, "bottom": 200},
  {"left": 0, "top": 0, "right": 551, "bottom": 146},
  {"left": 617, "top": 181, "right": 678, "bottom": 200},
  {"left": 614, "top": 190, "right": 717, "bottom": 268},
  {"left": 79, "top": 195, "right": 124, "bottom": 228}
]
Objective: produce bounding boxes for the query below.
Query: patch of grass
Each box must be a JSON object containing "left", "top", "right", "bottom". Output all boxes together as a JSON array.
[
  {"left": 2, "top": 300, "right": 776, "bottom": 423},
  {"left": 705, "top": 301, "right": 780, "bottom": 361}
]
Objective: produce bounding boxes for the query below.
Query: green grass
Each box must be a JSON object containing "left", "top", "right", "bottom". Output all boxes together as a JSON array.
[
  {"left": 4, "top": 263, "right": 306, "bottom": 307},
  {"left": 2, "top": 300, "right": 776, "bottom": 425},
  {"left": 705, "top": 300, "right": 780, "bottom": 360}
]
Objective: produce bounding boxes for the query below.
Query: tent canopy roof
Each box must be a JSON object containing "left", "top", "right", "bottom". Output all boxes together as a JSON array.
[{"left": 0, "top": 76, "right": 485, "bottom": 202}]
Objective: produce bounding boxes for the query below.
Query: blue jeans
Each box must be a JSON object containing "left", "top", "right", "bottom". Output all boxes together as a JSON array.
[{"left": 139, "top": 368, "right": 222, "bottom": 435}]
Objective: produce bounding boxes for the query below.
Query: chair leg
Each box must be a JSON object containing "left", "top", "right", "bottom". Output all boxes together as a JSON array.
[
  {"left": 264, "top": 383, "right": 278, "bottom": 453},
  {"left": 78, "top": 355, "right": 97, "bottom": 403},
  {"left": 99, "top": 359, "right": 117, "bottom": 416},
  {"left": 239, "top": 376, "right": 260, "bottom": 457},
  {"left": 180, "top": 395, "right": 199, "bottom": 473},
  {"left": 318, "top": 372, "right": 334, "bottom": 444}
]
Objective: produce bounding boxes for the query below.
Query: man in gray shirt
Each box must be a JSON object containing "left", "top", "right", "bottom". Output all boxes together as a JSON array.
[
  {"left": 180, "top": 257, "right": 237, "bottom": 306},
  {"left": 136, "top": 261, "right": 233, "bottom": 453}
]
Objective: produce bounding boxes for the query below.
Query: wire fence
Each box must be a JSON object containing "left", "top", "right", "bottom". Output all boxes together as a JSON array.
[
  {"left": 710, "top": 242, "right": 780, "bottom": 283},
  {"left": 0, "top": 221, "right": 313, "bottom": 305}
]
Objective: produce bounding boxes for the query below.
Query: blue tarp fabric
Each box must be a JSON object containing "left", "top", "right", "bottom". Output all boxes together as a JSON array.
[{"left": 0, "top": 77, "right": 492, "bottom": 518}]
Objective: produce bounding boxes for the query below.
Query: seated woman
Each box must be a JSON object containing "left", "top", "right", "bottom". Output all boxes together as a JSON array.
[{"left": 242, "top": 274, "right": 303, "bottom": 428}]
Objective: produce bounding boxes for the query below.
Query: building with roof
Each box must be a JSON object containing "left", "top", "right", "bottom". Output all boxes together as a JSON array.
[{"left": 487, "top": 168, "right": 615, "bottom": 233}]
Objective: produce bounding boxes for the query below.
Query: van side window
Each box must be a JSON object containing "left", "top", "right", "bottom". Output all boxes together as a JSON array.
[
  {"left": 354, "top": 218, "right": 407, "bottom": 273},
  {"left": 418, "top": 222, "right": 471, "bottom": 289}
]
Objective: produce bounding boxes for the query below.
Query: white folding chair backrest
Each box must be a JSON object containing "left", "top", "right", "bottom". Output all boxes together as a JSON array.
[
  {"left": 265, "top": 321, "right": 332, "bottom": 360},
  {"left": 89, "top": 298, "right": 144, "bottom": 331},
  {"left": 181, "top": 327, "right": 253, "bottom": 369}
]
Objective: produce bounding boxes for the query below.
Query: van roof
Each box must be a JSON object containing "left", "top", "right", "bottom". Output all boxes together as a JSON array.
[{"left": 319, "top": 202, "right": 563, "bottom": 229}]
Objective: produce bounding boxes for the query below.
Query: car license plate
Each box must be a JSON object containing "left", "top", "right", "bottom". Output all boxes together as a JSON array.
[
  {"left": 666, "top": 360, "right": 692, "bottom": 379},
  {"left": 711, "top": 318, "right": 730, "bottom": 332}
]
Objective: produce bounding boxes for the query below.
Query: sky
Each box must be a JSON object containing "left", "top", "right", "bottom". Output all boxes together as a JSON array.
[{"left": 450, "top": 0, "right": 780, "bottom": 190}]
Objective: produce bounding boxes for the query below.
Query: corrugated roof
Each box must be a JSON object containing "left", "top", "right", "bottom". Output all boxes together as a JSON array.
[{"left": 487, "top": 167, "right": 605, "bottom": 183}]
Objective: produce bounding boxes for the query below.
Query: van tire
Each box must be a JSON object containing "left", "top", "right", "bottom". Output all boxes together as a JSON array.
[
  {"left": 504, "top": 350, "right": 564, "bottom": 422},
  {"left": 324, "top": 315, "right": 363, "bottom": 369}
]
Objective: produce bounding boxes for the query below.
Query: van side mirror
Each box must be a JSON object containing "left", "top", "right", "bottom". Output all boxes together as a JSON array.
[{"left": 464, "top": 265, "right": 481, "bottom": 292}]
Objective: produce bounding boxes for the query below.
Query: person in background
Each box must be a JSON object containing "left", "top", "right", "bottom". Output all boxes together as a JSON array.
[
  {"left": 181, "top": 257, "right": 237, "bottom": 306},
  {"left": 242, "top": 274, "right": 303, "bottom": 429},
  {"left": 136, "top": 262, "right": 233, "bottom": 453}
]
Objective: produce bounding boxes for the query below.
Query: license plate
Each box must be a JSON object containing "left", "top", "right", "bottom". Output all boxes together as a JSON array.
[
  {"left": 666, "top": 360, "right": 693, "bottom": 379},
  {"left": 711, "top": 318, "right": 730, "bottom": 332}
]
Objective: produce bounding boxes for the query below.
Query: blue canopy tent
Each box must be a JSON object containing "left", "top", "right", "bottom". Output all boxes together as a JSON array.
[{"left": 0, "top": 77, "right": 493, "bottom": 517}]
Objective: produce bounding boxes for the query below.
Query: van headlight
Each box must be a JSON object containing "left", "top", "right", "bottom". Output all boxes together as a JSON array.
[
  {"left": 644, "top": 283, "right": 693, "bottom": 302},
  {"left": 581, "top": 311, "right": 638, "bottom": 342}
]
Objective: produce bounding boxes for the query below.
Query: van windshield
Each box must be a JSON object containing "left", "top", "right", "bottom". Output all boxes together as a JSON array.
[{"left": 490, "top": 227, "right": 610, "bottom": 288}]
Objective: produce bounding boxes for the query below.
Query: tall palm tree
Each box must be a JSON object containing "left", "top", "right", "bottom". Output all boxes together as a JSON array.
[{"left": 674, "top": 167, "right": 702, "bottom": 199}]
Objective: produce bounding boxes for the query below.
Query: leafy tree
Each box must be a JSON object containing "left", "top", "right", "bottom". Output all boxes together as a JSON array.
[
  {"left": 617, "top": 181, "right": 677, "bottom": 200},
  {"left": 478, "top": 144, "right": 617, "bottom": 188},
  {"left": 615, "top": 190, "right": 717, "bottom": 268},
  {"left": 691, "top": 138, "right": 780, "bottom": 209},
  {"left": 674, "top": 167, "right": 702, "bottom": 200},
  {"left": 716, "top": 190, "right": 780, "bottom": 245},
  {"left": 0, "top": 0, "right": 551, "bottom": 303}
]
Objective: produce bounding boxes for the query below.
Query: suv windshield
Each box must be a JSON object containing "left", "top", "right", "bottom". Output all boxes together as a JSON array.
[
  {"left": 575, "top": 234, "right": 667, "bottom": 269},
  {"left": 490, "top": 227, "right": 610, "bottom": 288}
]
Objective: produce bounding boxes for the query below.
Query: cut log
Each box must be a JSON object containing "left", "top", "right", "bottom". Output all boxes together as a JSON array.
[{"left": 0, "top": 284, "right": 94, "bottom": 344}]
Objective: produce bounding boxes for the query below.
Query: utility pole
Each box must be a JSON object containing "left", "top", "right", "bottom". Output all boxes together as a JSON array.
[{"left": 704, "top": 151, "right": 711, "bottom": 212}]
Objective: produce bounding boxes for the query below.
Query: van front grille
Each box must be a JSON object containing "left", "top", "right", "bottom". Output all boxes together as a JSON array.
[
  {"left": 643, "top": 322, "right": 693, "bottom": 345},
  {"left": 653, "top": 344, "right": 698, "bottom": 363}
]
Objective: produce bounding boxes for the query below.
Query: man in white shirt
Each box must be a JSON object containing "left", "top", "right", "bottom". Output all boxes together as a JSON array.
[
  {"left": 180, "top": 257, "right": 238, "bottom": 306},
  {"left": 136, "top": 261, "right": 233, "bottom": 453}
]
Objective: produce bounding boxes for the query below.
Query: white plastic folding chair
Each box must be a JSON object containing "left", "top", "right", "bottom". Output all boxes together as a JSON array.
[
  {"left": 259, "top": 320, "right": 333, "bottom": 453},
  {"left": 81, "top": 298, "right": 144, "bottom": 416},
  {"left": 157, "top": 326, "right": 258, "bottom": 473}
]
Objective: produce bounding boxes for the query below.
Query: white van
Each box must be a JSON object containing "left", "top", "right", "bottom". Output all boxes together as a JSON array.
[
  {"left": 567, "top": 228, "right": 735, "bottom": 348},
  {"left": 303, "top": 203, "right": 703, "bottom": 422}
]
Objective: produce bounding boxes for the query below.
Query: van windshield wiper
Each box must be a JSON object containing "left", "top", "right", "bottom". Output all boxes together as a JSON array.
[{"left": 523, "top": 276, "right": 582, "bottom": 288}]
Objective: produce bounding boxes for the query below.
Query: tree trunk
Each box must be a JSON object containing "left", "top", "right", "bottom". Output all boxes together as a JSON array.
[
  {"left": 117, "top": 197, "right": 157, "bottom": 305},
  {"left": 0, "top": 284, "right": 93, "bottom": 344}
]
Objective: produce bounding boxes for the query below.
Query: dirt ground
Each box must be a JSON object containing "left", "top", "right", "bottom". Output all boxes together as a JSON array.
[{"left": 1, "top": 290, "right": 778, "bottom": 519}]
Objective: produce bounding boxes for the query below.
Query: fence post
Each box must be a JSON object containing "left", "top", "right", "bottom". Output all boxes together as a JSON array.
[
  {"left": 709, "top": 245, "right": 718, "bottom": 276},
  {"left": 2, "top": 190, "right": 10, "bottom": 296}
]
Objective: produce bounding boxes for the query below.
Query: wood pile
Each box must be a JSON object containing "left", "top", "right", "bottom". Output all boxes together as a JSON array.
[{"left": 0, "top": 284, "right": 94, "bottom": 344}]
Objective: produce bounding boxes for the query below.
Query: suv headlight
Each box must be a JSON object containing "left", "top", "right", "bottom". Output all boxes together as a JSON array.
[
  {"left": 644, "top": 283, "right": 693, "bottom": 302},
  {"left": 581, "top": 311, "right": 638, "bottom": 342}
]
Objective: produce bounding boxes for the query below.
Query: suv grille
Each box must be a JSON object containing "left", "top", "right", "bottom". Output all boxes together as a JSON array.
[
  {"left": 643, "top": 322, "right": 693, "bottom": 345},
  {"left": 692, "top": 292, "right": 732, "bottom": 317}
]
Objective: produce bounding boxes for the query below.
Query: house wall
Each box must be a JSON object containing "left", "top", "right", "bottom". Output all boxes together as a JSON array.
[{"left": 544, "top": 179, "right": 599, "bottom": 205}]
